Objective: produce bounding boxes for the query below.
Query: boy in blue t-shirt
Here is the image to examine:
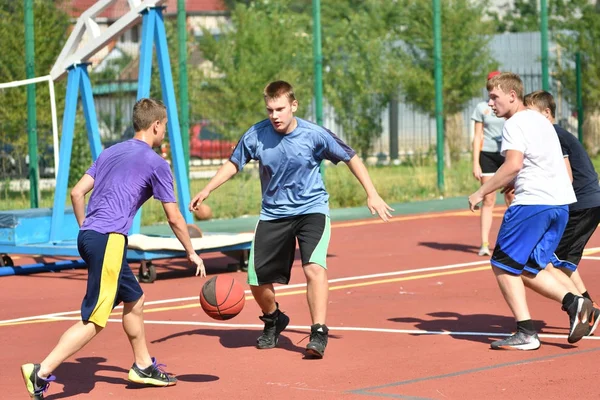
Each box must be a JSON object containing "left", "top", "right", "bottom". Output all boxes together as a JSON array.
[
  {"left": 21, "top": 98, "right": 205, "bottom": 398},
  {"left": 190, "top": 80, "right": 393, "bottom": 358}
]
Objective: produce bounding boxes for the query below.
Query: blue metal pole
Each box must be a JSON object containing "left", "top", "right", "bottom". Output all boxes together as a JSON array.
[
  {"left": 0, "top": 260, "right": 86, "bottom": 277},
  {"left": 137, "top": 8, "right": 156, "bottom": 99},
  {"left": 154, "top": 8, "right": 193, "bottom": 224},
  {"left": 50, "top": 66, "right": 81, "bottom": 243},
  {"left": 130, "top": 8, "right": 158, "bottom": 234},
  {"left": 79, "top": 65, "right": 103, "bottom": 160}
]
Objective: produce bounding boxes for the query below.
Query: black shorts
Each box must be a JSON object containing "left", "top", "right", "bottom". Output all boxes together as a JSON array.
[
  {"left": 78, "top": 230, "right": 143, "bottom": 327},
  {"left": 247, "top": 213, "right": 331, "bottom": 286},
  {"left": 550, "top": 206, "right": 600, "bottom": 271},
  {"left": 480, "top": 151, "right": 504, "bottom": 175}
]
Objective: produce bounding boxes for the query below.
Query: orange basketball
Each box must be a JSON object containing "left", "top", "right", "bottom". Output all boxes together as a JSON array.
[
  {"left": 193, "top": 204, "right": 213, "bottom": 221},
  {"left": 199, "top": 275, "right": 245, "bottom": 320}
]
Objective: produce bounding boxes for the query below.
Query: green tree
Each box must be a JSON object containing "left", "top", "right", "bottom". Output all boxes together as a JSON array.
[
  {"left": 396, "top": 0, "right": 498, "bottom": 164},
  {"left": 194, "top": 0, "right": 405, "bottom": 156},
  {"left": 0, "top": 0, "right": 70, "bottom": 156},
  {"left": 488, "top": 0, "right": 571, "bottom": 33},
  {"left": 192, "top": 0, "right": 313, "bottom": 139},
  {"left": 553, "top": 0, "right": 600, "bottom": 155},
  {"left": 320, "top": 0, "right": 404, "bottom": 157}
]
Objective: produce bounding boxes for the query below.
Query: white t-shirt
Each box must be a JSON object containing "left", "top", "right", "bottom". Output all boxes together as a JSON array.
[{"left": 501, "top": 110, "right": 576, "bottom": 206}]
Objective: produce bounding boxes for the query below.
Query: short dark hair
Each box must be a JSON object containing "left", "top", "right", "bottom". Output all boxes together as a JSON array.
[
  {"left": 486, "top": 72, "right": 524, "bottom": 102},
  {"left": 132, "top": 98, "right": 167, "bottom": 131},
  {"left": 263, "top": 81, "right": 297, "bottom": 103},
  {"left": 523, "top": 90, "right": 556, "bottom": 118}
]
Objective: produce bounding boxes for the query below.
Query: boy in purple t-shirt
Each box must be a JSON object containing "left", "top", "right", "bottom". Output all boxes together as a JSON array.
[{"left": 21, "top": 98, "right": 204, "bottom": 398}]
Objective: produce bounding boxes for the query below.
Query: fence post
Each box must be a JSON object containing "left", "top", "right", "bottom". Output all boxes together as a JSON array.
[
  {"left": 25, "top": 0, "right": 39, "bottom": 207},
  {"left": 389, "top": 96, "right": 399, "bottom": 162},
  {"left": 433, "top": 0, "right": 444, "bottom": 192},
  {"left": 540, "top": 0, "right": 549, "bottom": 91},
  {"left": 312, "top": 0, "right": 325, "bottom": 179},
  {"left": 576, "top": 51, "right": 584, "bottom": 144}
]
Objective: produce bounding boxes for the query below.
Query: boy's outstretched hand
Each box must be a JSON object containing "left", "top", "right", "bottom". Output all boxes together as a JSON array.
[
  {"left": 368, "top": 195, "right": 394, "bottom": 222},
  {"left": 189, "top": 252, "right": 206, "bottom": 277}
]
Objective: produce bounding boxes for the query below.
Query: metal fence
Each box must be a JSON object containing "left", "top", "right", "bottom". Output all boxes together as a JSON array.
[{"left": 0, "top": 8, "right": 581, "bottom": 181}]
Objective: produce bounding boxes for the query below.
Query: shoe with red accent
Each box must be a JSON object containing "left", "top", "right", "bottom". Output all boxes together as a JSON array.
[
  {"left": 587, "top": 305, "right": 600, "bottom": 336},
  {"left": 565, "top": 296, "right": 593, "bottom": 343}
]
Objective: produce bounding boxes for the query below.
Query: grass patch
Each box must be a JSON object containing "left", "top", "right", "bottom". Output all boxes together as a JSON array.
[{"left": 0, "top": 156, "right": 517, "bottom": 226}]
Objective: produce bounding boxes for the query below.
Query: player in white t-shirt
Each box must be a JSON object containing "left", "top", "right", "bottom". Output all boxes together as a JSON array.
[{"left": 467, "top": 72, "right": 593, "bottom": 350}]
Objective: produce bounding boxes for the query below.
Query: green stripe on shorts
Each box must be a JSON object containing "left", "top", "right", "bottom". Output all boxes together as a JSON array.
[
  {"left": 247, "top": 221, "right": 259, "bottom": 286},
  {"left": 309, "top": 215, "right": 331, "bottom": 269}
]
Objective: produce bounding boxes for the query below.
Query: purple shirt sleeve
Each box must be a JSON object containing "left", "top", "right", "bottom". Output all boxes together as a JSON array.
[
  {"left": 85, "top": 161, "right": 97, "bottom": 178},
  {"left": 150, "top": 162, "right": 177, "bottom": 203}
]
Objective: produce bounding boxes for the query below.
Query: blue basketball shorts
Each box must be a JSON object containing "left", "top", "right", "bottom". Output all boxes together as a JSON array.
[
  {"left": 77, "top": 229, "right": 143, "bottom": 327},
  {"left": 491, "top": 204, "right": 569, "bottom": 275}
]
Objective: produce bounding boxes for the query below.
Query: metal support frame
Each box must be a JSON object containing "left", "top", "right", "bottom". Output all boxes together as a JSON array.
[
  {"left": 130, "top": 6, "right": 193, "bottom": 234},
  {"left": 50, "top": 64, "right": 103, "bottom": 243},
  {"left": 1, "top": 1, "right": 194, "bottom": 278}
]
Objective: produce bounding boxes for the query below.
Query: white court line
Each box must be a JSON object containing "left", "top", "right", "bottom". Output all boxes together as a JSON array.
[
  {"left": 40, "top": 316, "right": 600, "bottom": 341},
  {"left": 3, "top": 245, "right": 600, "bottom": 326},
  {"left": 0, "top": 260, "right": 491, "bottom": 325},
  {"left": 582, "top": 256, "right": 600, "bottom": 261}
]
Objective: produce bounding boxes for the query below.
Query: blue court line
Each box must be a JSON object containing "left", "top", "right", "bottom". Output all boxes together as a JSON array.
[{"left": 348, "top": 346, "right": 600, "bottom": 399}]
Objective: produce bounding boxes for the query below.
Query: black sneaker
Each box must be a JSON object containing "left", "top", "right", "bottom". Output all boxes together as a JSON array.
[
  {"left": 128, "top": 357, "right": 177, "bottom": 387},
  {"left": 305, "top": 324, "right": 329, "bottom": 358},
  {"left": 256, "top": 307, "right": 290, "bottom": 349},
  {"left": 490, "top": 331, "right": 541, "bottom": 350},
  {"left": 565, "top": 296, "right": 594, "bottom": 343},
  {"left": 20, "top": 363, "right": 55, "bottom": 399}
]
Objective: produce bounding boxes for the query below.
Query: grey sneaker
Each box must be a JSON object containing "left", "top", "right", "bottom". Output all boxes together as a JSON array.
[
  {"left": 565, "top": 296, "right": 594, "bottom": 343},
  {"left": 20, "top": 363, "right": 55, "bottom": 399},
  {"left": 589, "top": 303, "right": 600, "bottom": 336},
  {"left": 490, "top": 331, "right": 541, "bottom": 350}
]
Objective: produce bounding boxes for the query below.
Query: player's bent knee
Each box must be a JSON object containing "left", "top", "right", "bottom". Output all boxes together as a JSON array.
[
  {"left": 124, "top": 293, "right": 146, "bottom": 314},
  {"left": 303, "top": 263, "right": 327, "bottom": 280}
]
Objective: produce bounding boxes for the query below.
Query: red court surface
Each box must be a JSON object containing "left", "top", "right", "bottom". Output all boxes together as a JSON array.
[{"left": 2, "top": 206, "right": 600, "bottom": 399}]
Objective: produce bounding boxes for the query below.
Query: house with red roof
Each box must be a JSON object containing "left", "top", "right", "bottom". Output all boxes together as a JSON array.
[{"left": 55, "top": 0, "right": 230, "bottom": 141}]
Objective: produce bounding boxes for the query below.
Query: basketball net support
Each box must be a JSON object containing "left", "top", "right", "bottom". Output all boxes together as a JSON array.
[{"left": 49, "top": 2, "right": 193, "bottom": 242}]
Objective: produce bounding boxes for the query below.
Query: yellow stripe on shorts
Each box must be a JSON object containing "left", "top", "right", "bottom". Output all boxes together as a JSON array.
[{"left": 89, "top": 233, "right": 124, "bottom": 327}]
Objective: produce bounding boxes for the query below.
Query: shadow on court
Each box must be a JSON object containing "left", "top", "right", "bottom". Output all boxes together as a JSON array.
[
  {"left": 418, "top": 242, "right": 484, "bottom": 254},
  {"left": 45, "top": 356, "right": 218, "bottom": 399},
  {"left": 389, "top": 311, "right": 575, "bottom": 349},
  {"left": 151, "top": 328, "right": 341, "bottom": 355},
  {"left": 44, "top": 357, "right": 128, "bottom": 399},
  {"left": 145, "top": 250, "right": 338, "bottom": 281}
]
